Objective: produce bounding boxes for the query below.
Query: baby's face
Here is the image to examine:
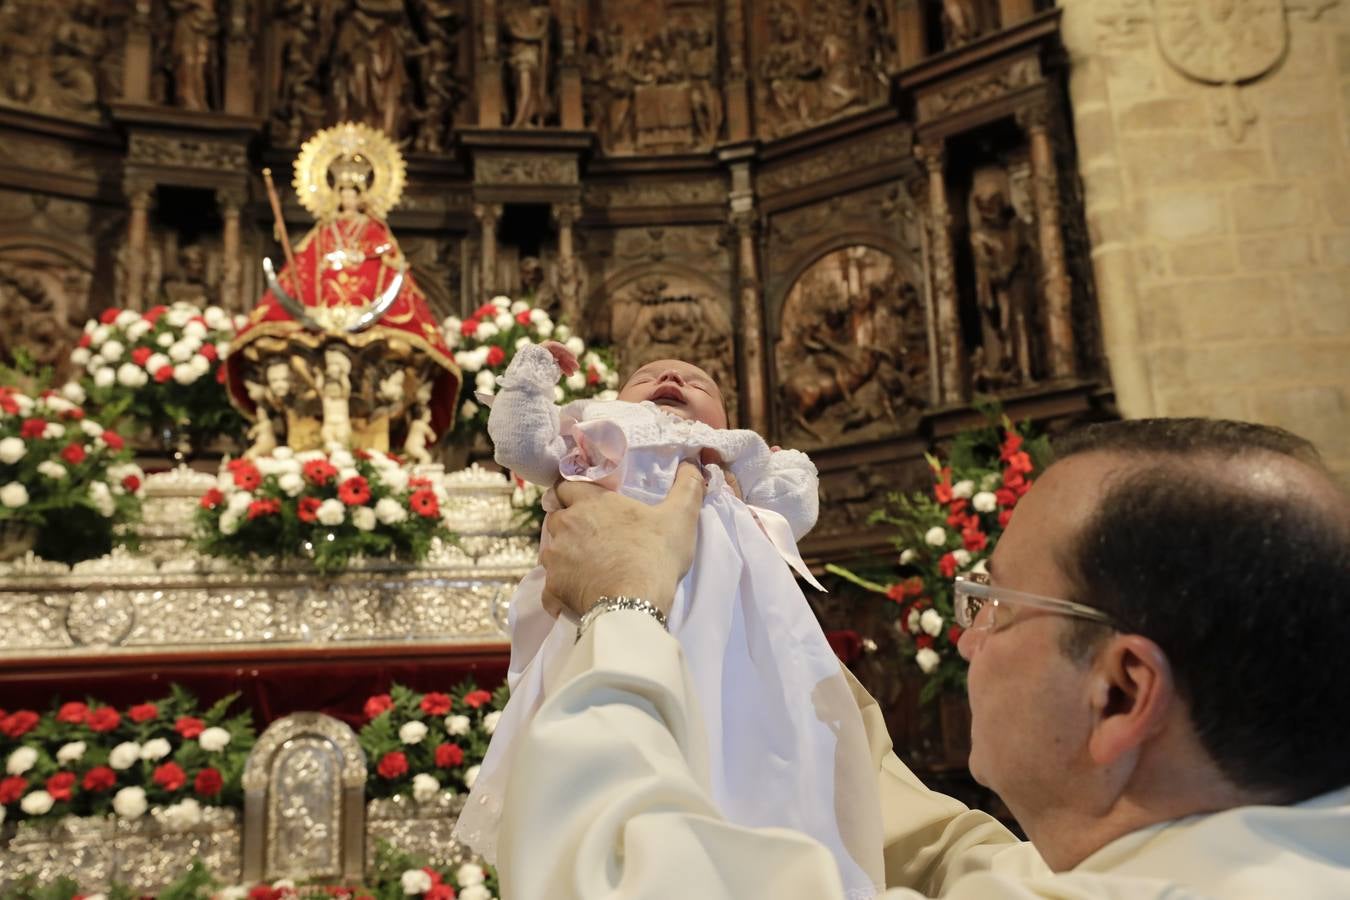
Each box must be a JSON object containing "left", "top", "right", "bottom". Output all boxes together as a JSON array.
[{"left": 618, "top": 359, "right": 728, "bottom": 429}]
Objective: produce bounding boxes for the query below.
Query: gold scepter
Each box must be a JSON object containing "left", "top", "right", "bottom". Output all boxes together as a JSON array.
[{"left": 261, "top": 167, "right": 300, "bottom": 279}]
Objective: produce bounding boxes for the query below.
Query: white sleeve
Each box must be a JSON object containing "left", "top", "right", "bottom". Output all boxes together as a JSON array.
[
  {"left": 739, "top": 447, "right": 820, "bottom": 541},
  {"left": 486, "top": 343, "right": 567, "bottom": 488}
]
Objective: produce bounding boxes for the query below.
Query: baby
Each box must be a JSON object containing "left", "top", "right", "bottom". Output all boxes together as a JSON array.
[{"left": 453, "top": 341, "right": 884, "bottom": 899}]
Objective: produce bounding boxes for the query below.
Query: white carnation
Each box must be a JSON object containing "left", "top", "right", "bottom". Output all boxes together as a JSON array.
[
  {"left": 915, "top": 647, "right": 942, "bottom": 674},
  {"left": 79, "top": 419, "right": 103, "bottom": 438},
  {"left": 534, "top": 320, "right": 554, "bottom": 339},
  {"left": 0, "top": 482, "right": 30, "bottom": 508},
  {"left": 972, "top": 491, "right": 998, "bottom": 513},
  {"left": 510, "top": 300, "right": 529, "bottom": 314},
  {"left": 952, "top": 479, "right": 975, "bottom": 499},
  {"left": 596, "top": 389, "right": 618, "bottom": 401},
  {"left": 553, "top": 323, "right": 571, "bottom": 341},
  {"left": 89, "top": 480, "right": 115, "bottom": 517},
  {"left": 198, "top": 726, "right": 231, "bottom": 752},
  {"left": 463, "top": 764, "right": 480, "bottom": 789},
  {"left": 401, "top": 869, "right": 433, "bottom": 896},
  {"left": 145, "top": 352, "right": 170, "bottom": 373},
  {"left": 490, "top": 294, "right": 511, "bottom": 309},
  {"left": 564, "top": 336, "right": 584, "bottom": 356},
  {"left": 156, "top": 332, "right": 174, "bottom": 348},
  {"left": 553, "top": 385, "right": 565, "bottom": 403},
  {"left": 165, "top": 307, "right": 192, "bottom": 328},
  {"left": 93, "top": 366, "right": 116, "bottom": 388},
  {"left": 906, "top": 608, "right": 922, "bottom": 634},
  {"left": 514, "top": 336, "right": 532, "bottom": 351},
  {"left": 0, "top": 437, "right": 25, "bottom": 465},
  {"left": 109, "top": 742, "right": 141, "bottom": 770},
  {"left": 190, "top": 354, "right": 211, "bottom": 375},
  {"left": 116, "top": 362, "right": 146, "bottom": 387},
  {"left": 899, "top": 548, "right": 917, "bottom": 565},
  {"left": 352, "top": 506, "right": 376, "bottom": 531},
  {"left": 411, "top": 772, "right": 439, "bottom": 803},
  {"left": 125, "top": 319, "right": 150, "bottom": 342},
  {"left": 6, "top": 747, "right": 37, "bottom": 775},
  {"left": 91, "top": 324, "right": 111, "bottom": 345},
  {"left": 528, "top": 308, "right": 548, "bottom": 324},
  {"left": 219, "top": 510, "right": 241, "bottom": 535},
  {"left": 277, "top": 471, "right": 305, "bottom": 497},
  {"left": 338, "top": 466, "right": 360, "bottom": 484},
  {"left": 475, "top": 320, "right": 499, "bottom": 341},
  {"left": 184, "top": 320, "right": 207, "bottom": 340},
  {"left": 952, "top": 549, "right": 972, "bottom": 567},
  {"left": 328, "top": 448, "right": 354, "bottom": 469},
  {"left": 70, "top": 347, "right": 91, "bottom": 367},
  {"left": 460, "top": 399, "right": 478, "bottom": 420},
  {"left": 157, "top": 797, "right": 203, "bottom": 832},
  {"left": 172, "top": 363, "right": 196, "bottom": 385},
  {"left": 454, "top": 350, "right": 481, "bottom": 373},
  {"left": 919, "top": 608, "right": 944, "bottom": 637},
  {"left": 493, "top": 311, "right": 514, "bottom": 331},
  {"left": 564, "top": 371, "right": 585, "bottom": 392},
  {"left": 458, "top": 886, "right": 491, "bottom": 900},
  {"left": 399, "top": 721, "right": 428, "bottom": 745},
  {"left": 113, "top": 786, "right": 148, "bottom": 819},
  {"left": 114, "top": 309, "right": 140, "bottom": 328},
  {"left": 20, "top": 790, "right": 53, "bottom": 816},
  {"left": 140, "top": 737, "right": 171, "bottom": 761},
  {"left": 100, "top": 339, "right": 124, "bottom": 362},
  {"left": 923, "top": 526, "right": 947, "bottom": 547},
  {"left": 375, "top": 497, "right": 408, "bottom": 525},
  {"left": 456, "top": 862, "right": 486, "bottom": 886},
  {"left": 56, "top": 741, "right": 87, "bottom": 764},
  {"left": 483, "top": 710, "right": 502, "bottom": 735},
  {"left": 444, "top": 714, "right": 470, "bottom": 736},
  {"left": 42, "top": 422, "right": 64, "bottom": 440},
  {"left": 316, "top": 498, "right": 345, "bottom": 526},
  {"left": 226, "top": 490, "right": 253, "bottom": 514},
  {"left": 474, "top": 370, "right": 495, "bottom": 395},
  {"left": 380, "top": 467, "right": 409, "bottom": 494},
  {"left": 60, "top": 381, "right": 86, "bottom": 405}
]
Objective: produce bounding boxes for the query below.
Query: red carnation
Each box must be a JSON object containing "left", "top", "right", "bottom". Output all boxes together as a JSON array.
[
  {"left": 376, "top": 751, "right": 408, "bottom": 779},
  {"left": 247, "top": 498, "right": 280, "bottom": 520},
  {"left": 122, "top": 474, "right": 141, "bottom": 493},
  {"left": 998, "top": 508, "right": 1014, "bottom": 528},
  {"left": 1005, "top": 450, "right": 1034, "bottom": 475},
  {"left": 938, "top": 552, "right": 958, "bottom": 579},
  {"left": 87, "top": 706, "right": 120, "bottom": 732},
  {"left": 175, "top": 716, "right": 205, "bottom": 738},
  {"left": 0, "top": 710, "right": 39, "bottom": 737},
  {"left": 143, "top": 305, "right": 167, "bottom": 324},
  {"left": 409, "top": 488, "right": 439, "bottom": 518},
  {"left": 338, "top": 476, "right": 371, "bottom": 506},
  {"left": 82, "top": 766, "right": 116, "bottom": 793},
  {"left": 232, "top": 462, "right": 261, "bottom": 490},
  {"left": 101, "top": 430, "right": 124, "bottom": 451},
  {"left": 434, "top": 742, "right": 464, "bottom": 768},
  {"left": 962, "top": 529, "right": 988, "bottom": 553},
  {"left": 463, "top": 690, "right": 492, "bottom": 709},
  {"left": 947, "top": 625, "right": 965, "bottom": 646},
  {"left": 994, "top": 487, "right": 1018, "bottom": 508},
  {"left": 131, "top": 346, "right": 153, "bottom": 366},
  {"left": 363, "top": 694, "right": 393, "bottom": 720},
  {"left": 0, "top": 776, "right": 28, "bottom": 805},
  {"left": 153, "top": 761, "right": 186, "bottom": 791},
  {"left": 515, "top": 309, "right": 532, "bottom": 325},
  {"left": 77, "top": 333, "right": 92, "bottom": 349},
  {"left": 194, "top": 767, "right": 223, "bottom": 797},
  {"left": 302, "top": 459, "right": 338, "bottom": 486},
  {"left": 20, "top": 418, "right": 46, "bottom": 439},
  {"left": 99, "top": 308, "right": 121, "bottom": 325},
  {"left": 933, "top": 480, "right": 953, "bottom": 504},
  {"left": 915, "top": 634, "right": 935, "bottom": 650},
  {"left": 60, "top": 442, "right": 86, "bottom": 465},
  {"left": 46, "top": 771, "right": 76, "bottom": 802},
  {"left": 424, "top": 867, "right": 443, "bottom": 886},
  {"left": 485, "top": 345, "right": 505, "bottom": 367},
  {"left": 57, "top": 701, "right": 88, "bottom": 724},
  {"left": 61, "top": 407, "right": 85, "bottom": 421},
  {"left": 420, "top": 692, "right": 452, "bottom": 716},
  {"left": 128, "top": 702, "right": 159, "bottom": 723},
  {"left": 154, "top": 364, "right": 174, "bottom": 383},
  {"left": 199, "top": 488, "right": 224, "bottom": 510},
  {"left": 216, "top": 365, "right": 227, "bottom": 384},
  {"left": 199, "top": 343, "right": 218, "bottom": 362},
  {"left": 587, "top": 365, "right": 600, "bottom": 386},
  {"left": 297, "top": 496, "right": 322, "bottom": 523},
  {"left": 946, "top": 509, "right": 968, "bottom": 528},
  {"left": 473, "top": 303, "right": 497, "bottom": 318},
  {"left": 425, "top": 883, "right": 455, "bottom": 900},
  {"left": 248, "top": 886, "right": 281, "bottom": 900},
  {"left": 460, "top": 318, "right": 480, "bottom": 337},
  {"left": 1000, "top": 431, "right": 1024, "bottom": 461}
]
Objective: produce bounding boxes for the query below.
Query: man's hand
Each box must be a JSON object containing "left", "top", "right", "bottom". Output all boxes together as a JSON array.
[
  {"left": 541, "top": 340, "right": 579, "bottom": 376},
  {"left": 540, "top": 463, "right": 705, "bottom": 620}
]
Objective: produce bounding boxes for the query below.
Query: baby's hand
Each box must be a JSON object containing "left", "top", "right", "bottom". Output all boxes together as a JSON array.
[
  {"left": 699, "top": 448, "right": 743, "bottom": 500},
  {"left": 541, "top": 340, "right": 579, "bottom": 376}
]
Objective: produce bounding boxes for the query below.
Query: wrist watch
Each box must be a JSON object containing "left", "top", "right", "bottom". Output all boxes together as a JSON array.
[{"left": 575, "top": 595, "right": 668, "bottom": 643}]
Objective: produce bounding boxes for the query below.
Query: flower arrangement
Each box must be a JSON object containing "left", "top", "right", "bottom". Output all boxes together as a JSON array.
[
  {"left": 442, "top": 296, "right": 619, "bottom": 443},
  {"left": 827, "top": 409, "right": 1050, "bottom": 701},
  {"left": 358, "top": 682, "right": 507, "bottom": 802},
  {"left": 69, "top": 303, "right": 248, "bottom": 450},
  {"left": 0, "top": 384, "right": 145, "bottom": 563},
  {"left": 0, "top": 686, "right": 255, "bottom": 828},
  {"left": 194, "top": 448, "right": 455, "bottom": 575}
]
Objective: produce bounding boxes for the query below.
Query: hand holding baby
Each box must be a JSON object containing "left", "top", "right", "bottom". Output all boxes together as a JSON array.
[{"left": 541, "top": 340, "right": 579, "bottom": 376}]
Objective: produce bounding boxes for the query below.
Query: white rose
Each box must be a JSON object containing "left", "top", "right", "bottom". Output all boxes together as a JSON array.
[
  {"left": 483, "top": 710, "right": 502, "bottom": 735},
  {"left": 456, "top": 862, "right": 486, "bottom": 886},
  {"left": 158, "top": 797, "right": 203, "bottom": 832},
  {"left": 60, "top": 381, "right": 86, "bottom": 405},
  {"left": 490, "top": 294, "right": 511, "bottom": 309},
  {"left": 125, "top": 320, "right": 150, "bottom": 342},
  {"left": 140, "top": 737, "right": 171, "bottom": 761},
  {"left": 952, "top": 479, "right": 975, "bottom": 499},
  {"left": 70, "top": 347, "right": 91, "bottom": 367},
  {"left": 56, "top": 741, "right": 87, "bottom": 764},
  {"left": 458, "top": 886, "right": 491, "bottom": 900},
  {"left": 553, "top": 323, "right": 571, "bottom": 342},
  {"left": 198, "top": 726, "right": 231, "bottom": 752},
  {"left": 411, "top": 772, "right": 439, "bottom": 803},
  {"left": 20, "top": 790, "right": 53, "bottom": 816},
  {"left": 375, "top": 497, "right": 408, "bottom": 525},
  {"left": 0, "top": 437, "right": 25, "bottom": 464},
  {"left": 919, "top": 608, "right": 944, "bottom": 637},
  {"left": 915, "top": 647, "right": 942, "bottom": 674},
  {"left": 952, "top": 549, "right": 972, "bottom": 567},
  {"left": 463, "top": 764, "right": 480, "bottom": 789},
  {"left": 93, "top": 366, "right": 116, "bottom": 388},
  {"left": 493, "top": 311, "right": 514, "bottom": 331},
  {"left": 906, "top": 608, "right": 922, "bottom": 634},
  {"left": 460, "top": 399, "right": 479, "bottom": 420},
  {"left": 445, "top": 714, "right": 470, "bottom": 736},
  {"left": 972, "top": 491, "right": 998, "bottom": 513},
  {"left": 316, "top": 498, "right": 345, "bottom": 526},
  {"left": 564, "top": 336, "right": 585, "bottom": 356},
  {"left": 474, "top": 370, "right": 495, "bottom": 395},
  {"left": 115, "top": 309, "right": 140, "bottom": 328},
  {"left": 401, "top": 869, "right": 434, "bottom": 896},
  {"left": 116, "top": 362, "right": 145, "bottom": 387},
  {"left": 0, "top": 482, "right": 29, "bottom": 508},
  {"left": 6, "top": 746, "right": 37, "bottom": 775},
  {"left": 172, "top": 363, "right": 196, "bottom": 385},
  {"left": 277, "top": 471, "right": 304, "bottom": 497},
  {"left": 475, "top": 321, "right": 499, "bottom": 341},
  {"left": 898, "top": 548, "right": 917, "bottom": 565},
  {"left": 109, "top": 741, "right": 141, "bottom": 770},
  {"left": 145, "top": 352, "right": 170, "bottom": 373},
  {"left": 89, "top": 481, "right": 115, "bottom": 517},
  {"left": 113, "top": 785, "right": 148, "bottom": 819},
  {"left": 352, "top": 506, "right": 376, "bottom": 531},
  {"left": 100, "top": 339, "right": 124, "bottom": 362},
  {"left": 156, "top": 332, "right": 174, "bottom": 348},
  {"left": 399, "top": 721, "right": 428, "bottom": 744},
  {"left": 924, "top": 526, "right": 947, "bottom": 547},
  {"left": 510, "top": 300, "right": 530, "bottom": 314}
]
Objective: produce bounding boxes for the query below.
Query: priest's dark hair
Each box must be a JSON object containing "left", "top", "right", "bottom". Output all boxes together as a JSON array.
[{"left": 1051, "top": 417, "right": 1350, "bottom": 802}]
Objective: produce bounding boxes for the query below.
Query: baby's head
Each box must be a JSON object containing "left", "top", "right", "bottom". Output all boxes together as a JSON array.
[{"left": 618, "top": 359, "right": 728, "bottom": 429}]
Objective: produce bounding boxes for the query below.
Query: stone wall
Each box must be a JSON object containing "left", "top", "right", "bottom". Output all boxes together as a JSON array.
[{"left": 1059, "top": 0, "right": 1350, "bottom": 480}]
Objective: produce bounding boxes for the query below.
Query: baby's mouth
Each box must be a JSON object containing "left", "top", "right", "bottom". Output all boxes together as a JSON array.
[{"left": 650, "top": 384, "right": 686, "bottom": 406}]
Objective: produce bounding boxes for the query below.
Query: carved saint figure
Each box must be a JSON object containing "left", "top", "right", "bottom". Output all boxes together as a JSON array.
[
  {"left": 243, "top": 380, "right": 280, "bottom": 458},
  {"left": 403, "top": 402, "right": 436, "bottom": 465},
  {"left": 332, "top": 0, "right": 410, "bottom": 138},
  {"left": 273, "top": 0, "right": 324, "bottom": 145},
  {"left": 968, "top": 164, "right": 1036, "bottom": 387},
  {"left": 759, "top": 2, "right": 819, "bottom": 137},
  {"left": 413, "top": 0, "right": 461, "bottom": 151},
  {"left": 941, "top": 0, "right": 986, "bottom": 49},
  {"left": 162, "top": 244, "right": 214, "bottom": 306},
  {"left": 504, "top": 3, "right": 551, "bottom": 127},
  {"left": 316, "top": 347, "right": 354, "bottom": 448},
  {"left": 168, "top": 0, "right": 218, "bottom": 110}
]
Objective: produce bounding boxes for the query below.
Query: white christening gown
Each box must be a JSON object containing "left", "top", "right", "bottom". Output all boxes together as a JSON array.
[{"left": 453, "top": 344, "right": 884, "bottom": 899}]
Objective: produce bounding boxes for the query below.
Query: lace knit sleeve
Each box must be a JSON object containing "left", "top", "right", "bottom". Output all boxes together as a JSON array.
[
  {"left": 740, "top": 448, "right": 820, "bottom": 541},
  {"left": 486, "top": 343, "right": 566, "bottom": 488}
]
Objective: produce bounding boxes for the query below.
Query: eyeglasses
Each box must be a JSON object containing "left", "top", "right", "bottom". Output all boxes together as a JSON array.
[{"left": 953, "top": 572, "right": 1117, "bottom": 632}]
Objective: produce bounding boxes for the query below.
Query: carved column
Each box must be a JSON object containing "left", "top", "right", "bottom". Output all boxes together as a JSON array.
[
  {"left": 998, "top": 0, "right": 1036, "bottom": 29},
  {"left": 917, "top": 142, "right": 964, "bottom": 403},
  {"left": 121, "top": 0, "right": 153, "bottom": 102},
  {"left": 895, "top": 0, "right": 928, "bottom": 70},
  {"left": 723, "top": 0, "right": 752, "bottom": 142},
  {"left": 551, "top": 202, "right": 582, "bottom": 324},
  {"left": 474, "top": 202, "right": 502, "bottom": 297},
  {"left": 1019, "top": 104, "right": 1075, "bottom": 379},
  {"left": 556, "top": 0, "right": 583, "bottom": 129},
  {"left": 123, "top": 180, "right": 155, "bottom": 311},
  {"left": 223, "top": 0, "right": 254, "bottom": 115},
  {"left": 730, "top": 212, "right": 769, "bottom": 433},
  {"left": 477, "top": 0, "right": 504, "bottom": 126},
  {"left": 217, "top": 187, "right": 245, "bottom": 313}
]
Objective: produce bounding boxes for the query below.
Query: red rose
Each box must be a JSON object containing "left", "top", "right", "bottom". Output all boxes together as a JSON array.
[
  {"left": 232, "top": 462, "right": 261, "bottom": 490},
  {"left": 153, "top": 761, "right": 186, "bottom": 791},
  {"left": 485, "top": 345, "right": 505, "bottom": 367},
  {"left": 0, "top": 710, "right": 39, "bottom": 737},
  {"left": 143, "top": 305, "right": 167, "bottom": 324},
  {"left": 122, "top": 474, "right": 141, "bottom": 493},
  {"left": 194, "top": 767, "right": 223, "bottom": 797},
  {"left": 130, "top": 346, "right": 152, "bottom": 366},
  {"left": 425, "top": 883, "right": 455, "bottom": 900},
  {"left": 60, "top": 442, "right": 86, "bottom": 465},
  {"left": 962, "top": 529, "right": 988, "bottom": 553},
  {"left": 460, "top": 318, "right": 480, "bottom": 337},
  {"left": 515, "top": 309, "right": 532, "bottom": 324},
  {"left": 200, "top": 488, "right": 224, "bottom": 510},
  {"left": 302, "top": 459, "right": 338, "bottom": 486},
  {"left": 20, "top": 418, "right": 46, "bottom": 439},
  {"left": 46, "top": 771, "right": 76, "bottom": 802},
  {"left": 409, "top": 488, "right": 439, "bottom": 518},
  {"left": 998, "top": 508, "right": 1014, "bottom": 528},
  {"left": 99, "top": 308, "right": 121, "bottom": 325},
  {"left": 87, "top": 706, "right": 120, "bottom": 732},
  {"left": 947, "top": 625, "right": 965, "bottom": 646},
  {"left": 0, "top": 776, "right": 28, "bottom": 804},
  {"left": 101, "top": 430, "right": 124, "bottom": 451},
  {"left": 247, "top": 498, "right": 280, "bottom": 519},
  {"left": 338, "top": 476, "right": 371, "bottom": 506},
  {"left": 128, "top": 702, "right": 158, "bottom": 723},
  {"left": 363, "top": 694, "right": 393, "bottom": 720},
  {"left": 297, "top": 496, "right": 322, "bottom": 523},
  {"left": 420, "top": 692, "right": 452, "bottom": 716},
  {"left": 463, "top": 690, "right": 492, "bottom": 709},
  {"left": 376, "top": 751, "right": 408, "bottom": 779},
  {"left": 175, "top": 716, "right": 205, "bottom": 738},
  {"left": 77, "top": 333, "right": 91, "bottom": 348},
  {"left": 938, "top": 552, "right": 958, "bottom": 579},
  {"left": 435, "top": 742, "right": 464, "bottom": 768},
  {"left": 82, "top": 766, "right": 116, "bottom": 792},
  {"left": 57, "top": 701, "right": 88, "bottom": 724},
  {"left": 154, "top": 364, "right": 174, "bottom": 383},
  {"left": 199, "top": 343, "right": 218, "bottom": 362}
]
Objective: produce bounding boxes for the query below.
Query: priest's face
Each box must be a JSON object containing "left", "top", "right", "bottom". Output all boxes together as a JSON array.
[{"left": 618, "top": 359, "right": 728, "bottom": 429}]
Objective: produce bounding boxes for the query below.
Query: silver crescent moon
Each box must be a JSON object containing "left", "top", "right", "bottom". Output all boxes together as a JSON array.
[
  {"left": 346, "top": 266, "right": 405, "bottom": 333},
  {"left": 262, "top": 257, "right": 322, "bottom": 331}
]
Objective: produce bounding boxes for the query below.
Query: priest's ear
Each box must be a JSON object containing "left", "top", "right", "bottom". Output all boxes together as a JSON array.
[{"left": 1086, "top": 633, "right": 1174, "bottom": 766}]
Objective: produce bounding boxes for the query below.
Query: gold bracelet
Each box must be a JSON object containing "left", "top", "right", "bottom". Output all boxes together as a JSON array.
[{"left": 575, "top": 595, "right": 669, "bottom": 643}]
